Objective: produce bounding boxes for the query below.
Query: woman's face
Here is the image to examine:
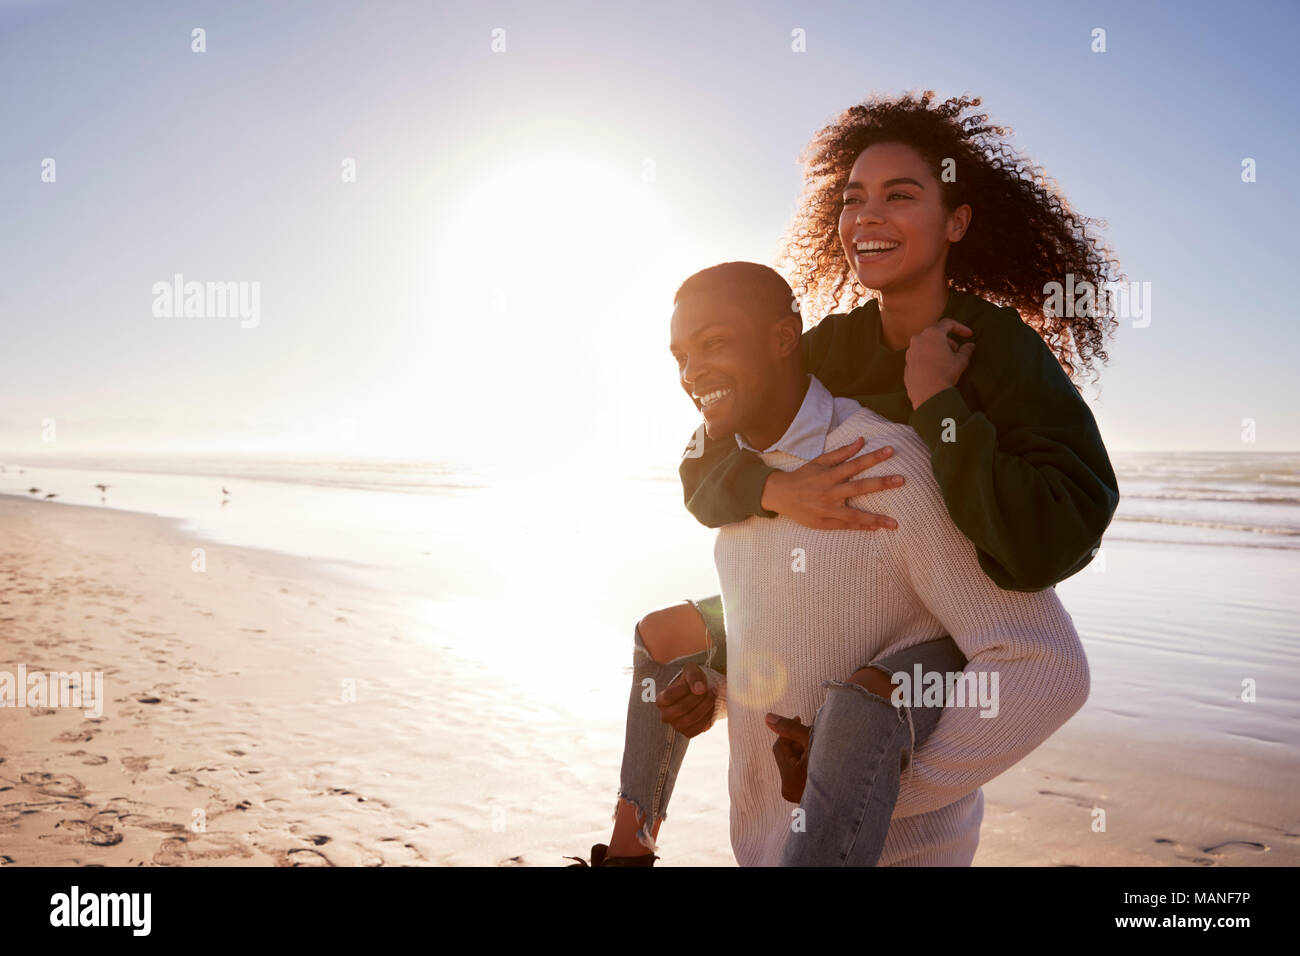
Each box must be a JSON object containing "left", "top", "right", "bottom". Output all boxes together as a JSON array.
[{"left": 838, "top": 141, "right": 969, "bottom": 293}]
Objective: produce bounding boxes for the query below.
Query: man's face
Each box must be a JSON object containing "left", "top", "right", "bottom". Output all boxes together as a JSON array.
[{"left": 669, "top": 297, "right": 783, "bottom": 440}]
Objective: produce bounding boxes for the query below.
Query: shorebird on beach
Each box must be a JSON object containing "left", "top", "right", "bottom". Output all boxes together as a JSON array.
[
  {"left": 44, "top": 493, "right": 57, "bottom": 500},
  {"left": 95, "top": 483, "right": 109, "bottom": 493},
  {"left": 27, "top": 487, "right": 39, "bottom": 496}
]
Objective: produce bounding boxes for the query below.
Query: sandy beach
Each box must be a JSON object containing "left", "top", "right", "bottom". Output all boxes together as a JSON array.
[
  {"left": 0, "top": 491, "right": 739, "bottom": 866},
  {"left": 1, "top": 485, "right": 1296, "bottom": 867}
]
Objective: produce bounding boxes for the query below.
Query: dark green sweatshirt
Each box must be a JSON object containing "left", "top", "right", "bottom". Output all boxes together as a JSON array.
[{"left": 678, "top": 288, "right": 1120, "bottom": 592}]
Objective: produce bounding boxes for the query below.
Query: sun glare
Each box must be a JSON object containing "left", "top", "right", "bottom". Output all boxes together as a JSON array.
[{"left": 414, "top": 148, "right": 698, "bottom": 469}]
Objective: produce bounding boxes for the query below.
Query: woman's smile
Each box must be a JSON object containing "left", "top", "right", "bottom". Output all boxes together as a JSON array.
[{"left": 852, "top": 239, "right": 902, "bottom": 266}]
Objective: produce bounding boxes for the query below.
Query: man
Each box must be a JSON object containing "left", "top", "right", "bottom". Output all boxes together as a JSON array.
[
  {"left": 571, "top": 262, "right": 1089, "bottom": 866},
  {"left": 689, "top": 262, "right": 1087, "bottom": 865}
]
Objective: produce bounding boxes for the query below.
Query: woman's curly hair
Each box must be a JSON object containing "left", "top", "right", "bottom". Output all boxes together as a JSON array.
[{"left": 779, "top": 90, "right": 1122, "bottom": 385}]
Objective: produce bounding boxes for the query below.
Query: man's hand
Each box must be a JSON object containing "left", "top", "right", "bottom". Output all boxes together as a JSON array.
[
  {"left": 903, "top": 318, "right": 975, "bottom": 410},
  {"left": 655, "top": 661, "right": 717, "bottom": 738},
  {"left": 765, "top": 713, "right": 810, "bottom": 803},
  {"left": 759, "top": 438, "right": 903, "bottom": 531}
]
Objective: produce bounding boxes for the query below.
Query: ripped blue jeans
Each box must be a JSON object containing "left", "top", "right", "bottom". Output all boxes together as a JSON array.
[{"left": 616, "top": 594, "right": 968, "bottom": 865}]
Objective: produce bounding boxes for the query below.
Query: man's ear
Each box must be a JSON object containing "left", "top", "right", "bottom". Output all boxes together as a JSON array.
[
  {"left": 773, "top": 314, "right": 803, "bottom": 358},
  {"left": 948, "top": 203, "right": 972, "bottom": 243}
]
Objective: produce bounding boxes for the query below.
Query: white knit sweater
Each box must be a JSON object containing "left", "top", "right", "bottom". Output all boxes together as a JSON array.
[{"left": 713, "top": 406, "right": 1090, "bottom": 866}]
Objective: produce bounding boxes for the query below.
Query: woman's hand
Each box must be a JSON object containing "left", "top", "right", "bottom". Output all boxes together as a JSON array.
[
  {"left": 903, "top": 318, "right": 975, "bottom": 409},
  {"left": 759, "top": 437, "right": 902, "bottom": 531}
]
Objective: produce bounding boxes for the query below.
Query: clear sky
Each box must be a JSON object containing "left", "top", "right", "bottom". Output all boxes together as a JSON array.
[{"left": 2, "top": 0, "right": 1298, "bottom": 466}]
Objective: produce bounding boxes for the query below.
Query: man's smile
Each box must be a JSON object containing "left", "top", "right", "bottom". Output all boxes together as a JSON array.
[{"left": 695, "top": 387, "right": 734, "bottom": 410}]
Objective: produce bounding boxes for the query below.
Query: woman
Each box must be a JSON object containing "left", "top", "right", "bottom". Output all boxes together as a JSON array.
[{"left": 570, "top": 90, "right": 1119, "bottom": 866}]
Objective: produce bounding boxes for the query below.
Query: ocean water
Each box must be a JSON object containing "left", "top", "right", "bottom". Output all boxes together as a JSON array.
[
  {"left": 1108, "top": 451, "right": 1300, "bottom": 550},
  {"left": 3, "top": 450, "right": 1296, "bottom": 558},
  {"left": 1, "top": 449, "right": 1297, "bottom": 746}
]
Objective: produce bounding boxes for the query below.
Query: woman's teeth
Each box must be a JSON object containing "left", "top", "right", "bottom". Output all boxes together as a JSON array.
[
  {"left": 856, "top": 240, "right": 900, "bottom": 258},
  {"left": 698, "top": 388, "right": 733, "bottom": 409}
]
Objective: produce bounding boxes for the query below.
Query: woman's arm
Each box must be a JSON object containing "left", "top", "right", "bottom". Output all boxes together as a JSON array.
[
  {"left": 907, "top": 305, "right": 1120, "bottom": 591},
  {"left": 679, "top": 298, "right": 1118, "bottom": 590},
  {"left": 680, "top": 425, "right": 899, "bottom": 531},
  {"left": 678, "top": 312, "right": 885, "bottom": 528},
  {"left": 678, "top": 422, "right": 779, "bottom": 528}
]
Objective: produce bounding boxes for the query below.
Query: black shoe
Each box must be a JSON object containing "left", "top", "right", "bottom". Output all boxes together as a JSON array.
[{"left": 564, "top": 843, "right": 658, "bottom": 867}]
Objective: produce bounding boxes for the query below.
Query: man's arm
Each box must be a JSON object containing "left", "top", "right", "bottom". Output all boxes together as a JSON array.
[
  {"left": 908, "top": 309, "right": 1120, "bottom": 591},
  {"left": 883, "top": 464, "right": 1091, "bottom": 820}
]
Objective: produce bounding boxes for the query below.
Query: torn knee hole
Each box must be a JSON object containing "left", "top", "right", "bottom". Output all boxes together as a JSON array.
[
  {"left": 848, "top": 664, "right": 899, "bottom": 701},
  {"left": 824, "top": 676, "right": 899, "bottom": 710}
]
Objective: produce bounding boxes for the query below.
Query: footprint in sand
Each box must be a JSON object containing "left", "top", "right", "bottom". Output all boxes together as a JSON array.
[
  {"left": 1154, "top": 837, "right": 1219, "bottom": 866},
  {"left": 1155, "top": 836, "right": 1267, "bottom": 861},
  {"left": 153, "top": 833, "right": 254, "bottom": 865},
  {"left": 57, "top": 815, "right": 123, "bottom": 847},
  {"left": 1037, "top": 789, "right": 1093, "bottom": 809},
  {"left": 321, "top": 787, "right": 388, "bottom": 808},
  {"left": 153, "top": 837, "right": 190, "bottom": 865},
  {"left": 284, "top": 848, "right": 333, "bottom": 867},
  {"left": 377, "top": 838, "right": 428, "bottom": 865},
  {"left": 1203, "top": 840, "right": 1269, "bottom": 856},
  {"left": 20, "top": 772, "right": 86, "bottom": 799},
  {"left": 118, "top": 815, "right": 189, "bottom": 834},
  {"left": 68, "top": 751, "right": 109, "bottom": 766}
]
